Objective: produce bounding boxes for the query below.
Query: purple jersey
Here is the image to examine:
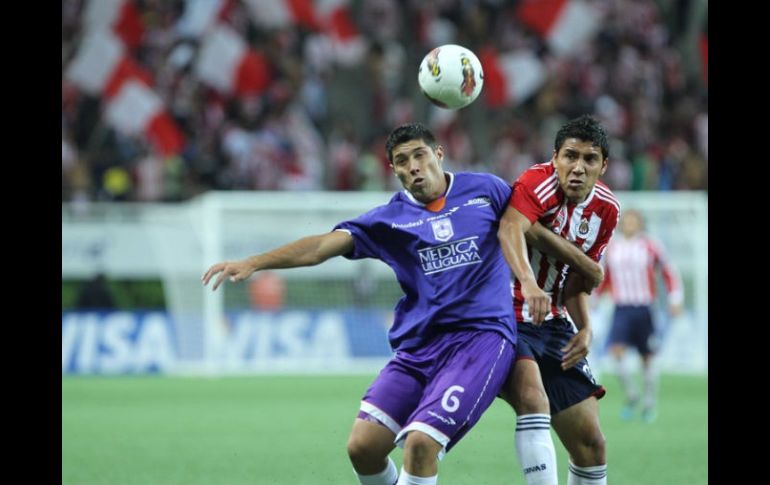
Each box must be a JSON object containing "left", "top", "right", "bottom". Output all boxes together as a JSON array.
[{"left": 334, "top": 172, "right": 516, "bottom": 351}]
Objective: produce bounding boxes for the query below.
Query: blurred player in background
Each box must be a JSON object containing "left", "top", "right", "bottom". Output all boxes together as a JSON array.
[
  {"left": 597, "top": 209, "right": 683, "bottom": 423},
  {"left": 498, "top": 115, "right": 619, "bottom": 485},
  {"left": 203, "top": 122, "right": 599, "bottom": 485}
]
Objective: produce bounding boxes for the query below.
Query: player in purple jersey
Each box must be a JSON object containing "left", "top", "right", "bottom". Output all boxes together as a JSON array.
[{"left": 203, "top": 123, "right": 602, "bottom": 485}]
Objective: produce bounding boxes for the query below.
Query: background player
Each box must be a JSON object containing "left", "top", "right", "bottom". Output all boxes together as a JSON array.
[{"left": 597, "top": 209, "right": 683, "bottom": 422}]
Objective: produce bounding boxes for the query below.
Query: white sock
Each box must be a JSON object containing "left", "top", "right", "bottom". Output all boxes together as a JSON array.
[
  {"left": 567, "top": 462, "right": 607, "bottom": 485},
  {"left": 515, "top": 414, "right": 558, "bottom": 485},
  {"left": 356, "top": 457, "right": 399, "bottom": 485},
  {"left": 615, "top": 357, "right": 638, "bottom": 403},
  {"left": 396, "top": 466, "right": 437, "bottom": 485},
  {"left": 642, "top": 363, "right": 658, "bottom": 410}
]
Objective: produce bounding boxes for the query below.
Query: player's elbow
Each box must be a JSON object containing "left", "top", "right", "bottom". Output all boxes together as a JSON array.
[{"left": 300, "top": 235, "right": 335, "bottom": 266}]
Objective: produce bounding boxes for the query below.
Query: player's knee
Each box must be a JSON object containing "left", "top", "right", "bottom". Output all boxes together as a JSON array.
[
  {"left": 508, "top": 383, "right": 549, "bottom": 414},
  {"left": 588, "top": 432, "right": 607, "bottom": 462},
  {"left": 403, "top": 431, "right": 441, "bottom": 464},
  {"left": 572, "top": 430, "right": 606, "bottom": 465},
  {"left": 347, "top": 433, "right": 378, "bottom": 467}
]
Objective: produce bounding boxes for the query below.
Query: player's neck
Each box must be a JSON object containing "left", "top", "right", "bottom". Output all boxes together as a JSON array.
[
  {"left": 418, "top": 173, "right": 449, "bottom": 203},
  {"left": 421, "top": 173, "right": 449, "bottom": 211}
]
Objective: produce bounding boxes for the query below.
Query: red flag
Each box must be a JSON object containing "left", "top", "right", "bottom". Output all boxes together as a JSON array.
[
  {"left": 195, "top": 25, "right": 273, "bottom": 96},
  {"left": 699, "top": 33, "right": 708, "bottom": 86},
  {"left": 479, "top": 48, "right": 546, "bottom": 107},
  {"left": 66, "top": 30, "right": 185, "bottom": 156},
  {"left": 517, "top": 0, "right": 602, "bottom": 56},
  {"left": 83, "top": 0, "right": 144, "bottom": 49}
]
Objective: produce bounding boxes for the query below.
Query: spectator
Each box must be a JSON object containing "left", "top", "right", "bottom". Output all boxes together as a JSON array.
[{"left": 61, "top": 0, "right": 707, "bottom": 200}]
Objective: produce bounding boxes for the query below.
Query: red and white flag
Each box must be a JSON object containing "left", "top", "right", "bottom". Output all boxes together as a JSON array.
[
  {"left": 194, "top": 25, "right": 272, "bottom": 96},
  {"left": 516, "top": 0, "right": 603, "bottom": 56},
  {"left": 316, "top": 0, "right": 366, "bottom": 64},
  {"left": 66, "top": 30, "right": 126, "bottom": 96},
  {"left": 83, "top": 0, "right": 144, "bottom": 49},
  {"left": 243, "top": 0, "right": 365, "bottom": 64},
  {"left": 176, "top": 0, "right": 233, "bottom": 38},
  {"left": 479, "top": 48, "right": 546, "bottom": 107},
  {"left": 699, "top": 31, "right": 708, "bottom": 86},
  {"left": 66, "top": 30, "right": 185, "bottom": 156},
  {"left": 105, "top": 81, "right": 185, "bottom": 156},
  {"left": 242, "top": 0, "right": 320, "bottom": 30}
]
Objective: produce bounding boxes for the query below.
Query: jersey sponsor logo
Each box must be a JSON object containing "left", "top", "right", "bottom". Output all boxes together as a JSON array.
[
  {"left": 418, "top": 236, "right": 482, "bottom": 275},
  {"left": 463, "top": 196, "right": 491, "bottom": 207},
  {"left": 426, "top": 206, "right": 459, "bottom": 221},
  {"left": 431, "top": 218, "right": 454, "bottom": 241},
  {"left": 391, "top": 207, "right": 461, "bottom": 230},
  {"left": 392, "top": 219, "right": 424, "bottom": 229}
]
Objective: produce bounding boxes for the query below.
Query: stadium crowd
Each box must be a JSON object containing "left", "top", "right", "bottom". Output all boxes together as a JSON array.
[{"left": 62, "top": 0, "right": 707, "bottom": 204}]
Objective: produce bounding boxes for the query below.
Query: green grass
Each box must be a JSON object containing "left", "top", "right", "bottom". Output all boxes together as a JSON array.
[{"left": 62, "top": 374, "right": 707, "bottom": 485}]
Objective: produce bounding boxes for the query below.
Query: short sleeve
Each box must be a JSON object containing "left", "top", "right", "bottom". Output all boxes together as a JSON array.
[
  {"left": 510, "top": 179, "right": 547, "bottom": 223},
  {"left": 333, "top": 212, "right": 381, "bottom": 260},
  {"left": 485, "top": 174, "right": 514, "bottom": 218}
]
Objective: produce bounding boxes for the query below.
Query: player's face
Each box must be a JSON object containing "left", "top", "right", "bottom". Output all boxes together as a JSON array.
[
  {"left": 552, "top": 138, "right": 608, "bottom": 203},
  {"left": 390, "top": 140, "right": 447, "bottom": 203},
  {"left": 620, "top": 211, "right": 643, "bottom": 237}
]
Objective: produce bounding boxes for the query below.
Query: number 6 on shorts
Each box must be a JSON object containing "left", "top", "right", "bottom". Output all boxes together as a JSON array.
[{"left": 441, "top": 385, "right": 465, "bottom": 412}]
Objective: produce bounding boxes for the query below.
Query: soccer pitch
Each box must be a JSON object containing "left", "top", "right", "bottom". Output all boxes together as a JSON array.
[{"left": 62, "top": 374, "right": 707, "bottom": 485}]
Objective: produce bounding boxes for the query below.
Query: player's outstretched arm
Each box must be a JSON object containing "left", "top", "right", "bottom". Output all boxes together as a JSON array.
[
  {"left": 202, "top": 231, "right": 354, "bottom": 291},
  {"left": 498, "top": 206, "right": 551, "bottom": 324},
  {"left": 525, "top": 223, "right": 604, "bottom": 291},
  {"left": 561, "top": 271, "right": 593, "bottom": 370}
]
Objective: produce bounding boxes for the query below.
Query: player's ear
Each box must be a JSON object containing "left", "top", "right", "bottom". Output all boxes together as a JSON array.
[
  {"left": 600, "top": 157, "right": 609, "bottom": 176},
  {"left": 435, "top": 144, "right": 444, "bottom": 161},
  {"left": 550, "top": 150, "right": 557, "bottom": 163}
]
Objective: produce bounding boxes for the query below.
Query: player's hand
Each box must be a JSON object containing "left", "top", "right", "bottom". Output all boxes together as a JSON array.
[
  {"left": 521, "top": 280, "right": 551, "bottom": 325},
  {"left": 561, "top": 327, "right": 593, "bottom": 370},
  {"left": 202, "top": 260, "right": 256, "bottom": 291}
]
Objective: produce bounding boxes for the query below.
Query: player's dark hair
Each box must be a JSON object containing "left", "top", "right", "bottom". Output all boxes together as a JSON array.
[
  {"left": 554, "top": 115, "right": 609, "bottom": 160},
  {"left": 385, "top": 123, "right": 437, "bottom": 162}
]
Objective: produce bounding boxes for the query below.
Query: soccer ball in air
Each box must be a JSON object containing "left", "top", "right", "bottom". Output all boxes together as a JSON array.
[{"left": 418, "top": 44, "right": 484, "bottom": 110}]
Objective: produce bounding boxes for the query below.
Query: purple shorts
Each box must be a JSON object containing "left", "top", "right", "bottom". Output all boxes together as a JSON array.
[{"left": 357, "top": 329, "right": 515, "bottom": 458}]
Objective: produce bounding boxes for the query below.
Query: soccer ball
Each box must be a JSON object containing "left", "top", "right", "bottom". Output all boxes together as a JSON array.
[{"left": 418, "top": 44, "right": 484, "bottom": 110}]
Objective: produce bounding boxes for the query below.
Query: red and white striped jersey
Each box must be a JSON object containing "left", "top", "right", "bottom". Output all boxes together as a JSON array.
[
  {"left": 509, "top": 162, "right": 620, "bottom": 323},
  {"left": 597, "top": 234, "right": 683, "bottom": 306}
]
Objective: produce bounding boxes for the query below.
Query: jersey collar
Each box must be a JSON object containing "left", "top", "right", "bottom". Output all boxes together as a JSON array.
[{"left": 403, "top": 171, "right": 455, "bottom": 209}]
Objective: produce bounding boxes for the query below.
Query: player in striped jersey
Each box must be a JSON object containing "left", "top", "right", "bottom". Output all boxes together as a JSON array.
[
  {"left": 498, "top": 115, "right": 619, "bottom": 485},
  {"left": 597, "top": 209, "right": 683, "bottom": 423}
]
